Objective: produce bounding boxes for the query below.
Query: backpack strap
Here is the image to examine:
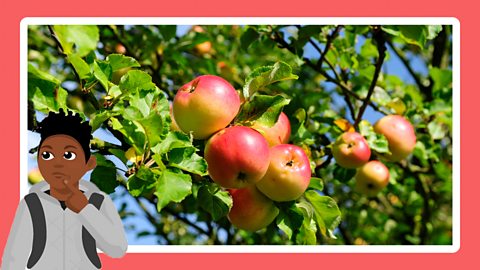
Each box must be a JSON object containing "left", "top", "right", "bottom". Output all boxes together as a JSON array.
[
  {"left": 82, "top": 192, "right": 105, "bottom": 269},
  {"left": 24, "top": 193, "right": 47, "bottom": 269}
]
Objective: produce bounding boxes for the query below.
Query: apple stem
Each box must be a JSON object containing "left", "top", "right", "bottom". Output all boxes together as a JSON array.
[{"left": 189, "top": 78, "right": 200, "bottom": 93}]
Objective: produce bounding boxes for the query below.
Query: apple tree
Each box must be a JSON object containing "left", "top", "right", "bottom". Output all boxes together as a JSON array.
[{"left": 27, "top": 24, "right": 453, "bottom": 245}]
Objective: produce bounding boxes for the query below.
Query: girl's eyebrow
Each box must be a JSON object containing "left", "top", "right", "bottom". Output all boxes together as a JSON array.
[
  {"left": 41, "top": 145, "right": 53, "bottom": 150},
  {"left": 64, "top": 145, "right": 78, "bottom": 150}
]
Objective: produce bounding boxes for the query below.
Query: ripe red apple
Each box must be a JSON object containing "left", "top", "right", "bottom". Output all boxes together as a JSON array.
[
  {"left": 332, "top": 132, "right": 371, "bottom": 168},
  {"left": 173, "top": 75, "right": 240, "bottom": 139},
  {"left": 204, "top": 126, "right": 270, "bottom": 189},
  {"left": 374, "top": 115, "right": 416, "bottom": 162},
  {"left": 251, "top": 112, "right": 291, "bottom": 146},
  {"left": 228, "top": 186, "right": 279, "bottom": 231},
  {"left": 355, "top": 160, "right": 390, "bottom": 197},
  {"left": 114, "top": 43, "right": 127, "bottom": 54},
  {"left": 256, "top": 144, "right": 311, "bottom": 202}
]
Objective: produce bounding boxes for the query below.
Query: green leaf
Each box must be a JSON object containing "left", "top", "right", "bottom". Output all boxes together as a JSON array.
[
  {"left": 240, "top": 27, "right": 260, "bottom": 51},
  {"left": 291, "top": 108, "right": 315, "bottom": 146},
  {"left": 295, "top": 200, "right": 317, "bottom": 244},
  {"left": 426, "top": 25, "right": 443, "bottom": 40},
  {"left": 137, "top": 111, "right": 164, "bottom": 148},
  {"left": 243, "top": 61, "right": 299, "bottom": 99},
  {"left": 428, "top": 119, "right": 448, "bottom": 140},
  {"left": 90, "top": 154, "right": 118, "bottom": 194},
  {"left": 358, "top": 65, "right": 376, "bottom": 82},
  {"left": 151, "top": 131, "right": 192, "bottom": 155},
  {"left": 127, "top": 167, "right": 156, "bottom": 197},
  {"left": 359, "top": 120, "right": 390, "bottom": 154},
  {"left": 67, "top": 54, "right": 91, "bottom": 79},
  {"left": 333, "top": 165, "right": 356, "bottom": 181},
  {"left": 305, "top": 190, "right": 342, "bottom": 239},
  {"left": 119, "top": 70, "right": 156, "bottom": 93},
  {"left": 158, "top": 25, "right": 177, "bottom": 41},
  {"left": 398, "top": 26, "right": 426, "bottom": 48},
  {"left": 93, "top": 61, "right": 110, "bottom": 91},
  {"left": 110, "top": 117, "right": 146, "bottom": 154},
  {"left": 360, "top": 38, "right": 379, "bottom": 59},
  {"left": 90, "top": 110, "right": 112, "bottom": 131},
  {"left": 197, "top": 184, "right": 232, "bottom": 221},
  {"left": 108, "top": 148, "right": 128, "bottom": 164},
  {"left": 154, "top": 170, "right": 192, "bottom": 212},
  {"left": 276, "top": 204, "right": 304, "bottom": 240},
  {"left": 371, "top": 86, "right": 392, "bottom": 107},
  {"left": 28, "top": 63, "right": 67, "bottom": 113},
  {"left": 308, "top": 177, "right": 324, "bottom": 191},
  {"left": 413, "top": 141, "right": 429, "bottom": 164},
  {"left": 382, "top": 26, "right": 429, "bottom": 49},
  {"left": 296, "top": 218, "right": 317, "bottom": 245},
  {"left": 429, "top": 67, "right": 452, "bottom": 94},
  {"left": 168, "top": 147, "right": 208, "bottom": 176},
  {"left": 28, "top": 62, "right": 61, "bottom": 84},
  {"left": 53, "top": 25, "right": 99, "bottom": 57},
  {"left": 236, "top": 94, "right": 291, "bottom": 127},
  {"left": 106, "top": 54, "right": 140, "bottom": 72}
]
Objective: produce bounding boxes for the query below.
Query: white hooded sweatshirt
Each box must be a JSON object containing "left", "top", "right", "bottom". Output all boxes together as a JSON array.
[{"left": 1, "top": 180, "right": 128, "bottom": 270}]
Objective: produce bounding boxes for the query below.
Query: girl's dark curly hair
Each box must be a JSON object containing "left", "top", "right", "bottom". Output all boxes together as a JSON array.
[{"left": 36, "top": 109, "right": 93, "bottom": 162}]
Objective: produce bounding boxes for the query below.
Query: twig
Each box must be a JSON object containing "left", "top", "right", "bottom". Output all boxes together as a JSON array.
[
  {"left": 271, "top": 30, "right": 387, "bottom": 116},
  {"left": 340, "top": 68, "right": 357, "bottom": 121},
  {"left": 317, "top": 25, "right": 342, "bottom": 69},
  {"left": 386, "top": 39, "right": 429, "bottom": 96},
  {"left": 163, "top": 207, "right": 211, "bottom": 236},
  {"left": 353, "top": 27, "right": 387, "bottom": 129}
]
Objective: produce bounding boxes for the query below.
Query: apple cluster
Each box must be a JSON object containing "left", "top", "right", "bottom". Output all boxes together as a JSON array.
[
  {"left": 332, "top": 115, "right": 416, "bottom": 197},
  {"left": 172, "top": 75, "right": 311, "bottom": 231}
]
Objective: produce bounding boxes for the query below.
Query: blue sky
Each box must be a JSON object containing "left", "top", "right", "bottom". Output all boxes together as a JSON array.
[{"left": 27, "top": 25, "right": 430, "bottom": 245}]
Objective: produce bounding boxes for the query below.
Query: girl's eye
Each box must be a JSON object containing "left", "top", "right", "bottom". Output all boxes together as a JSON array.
[
  {"left": 41, "top": 151, "right": 54, "bottom": 161},
  {"left": 63, "top": 151, "right": 76, "bottom": 160}
]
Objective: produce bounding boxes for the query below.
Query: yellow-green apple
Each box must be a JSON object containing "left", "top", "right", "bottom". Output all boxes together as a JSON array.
[
  {"left": 256, "top": 144, "right": 311, "bottom": 202},
  {"left": 173, "top": 75, "right": 240, "bottom": 139},
  {"left": 374, "top": 115, "right": 416, "bottom": 162},
  {"left": 28, "top": 168, "right": 44, "bottom": 185},
  {"left": 169, "top": 104, "right": 181, "bottom": 132},
  {"left": 332, "top": 132, "right": 371, "bottom": 168},
  {"left": 204, "top": 126, "right": 270, "bottom": 189},
  {"left": 251, "top": 112, "right": 291, "bottom": 146},
  {"left": 355, "top": 160, "right": 390, "bottom": 197},
  {"left": 227, "top": 186, "right": 279, "bottom": 231},
  {"left": 192, "top": 26, "right": 213, "bottom": 55}
]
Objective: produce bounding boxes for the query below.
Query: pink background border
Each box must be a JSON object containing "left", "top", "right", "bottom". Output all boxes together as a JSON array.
[{"left": 1, "top": 1, "right": 473, "bottom": 269}]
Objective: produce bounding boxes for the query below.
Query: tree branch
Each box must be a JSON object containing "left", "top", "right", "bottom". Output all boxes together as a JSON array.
[
  {"left": 386, "top": 39, "right": 430, "bottom": 100},
  {"left": 353, "top": 27, "right": 387, "bottom": 129},
  {"left": 317, "top": 25, "right": 342, "bottom": 69},
  {"left": 271, "top": 29, "right": 387, "bottom": 116},
  {"left": 163, "top": 207, "right": 211, "bottom": 237}
]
